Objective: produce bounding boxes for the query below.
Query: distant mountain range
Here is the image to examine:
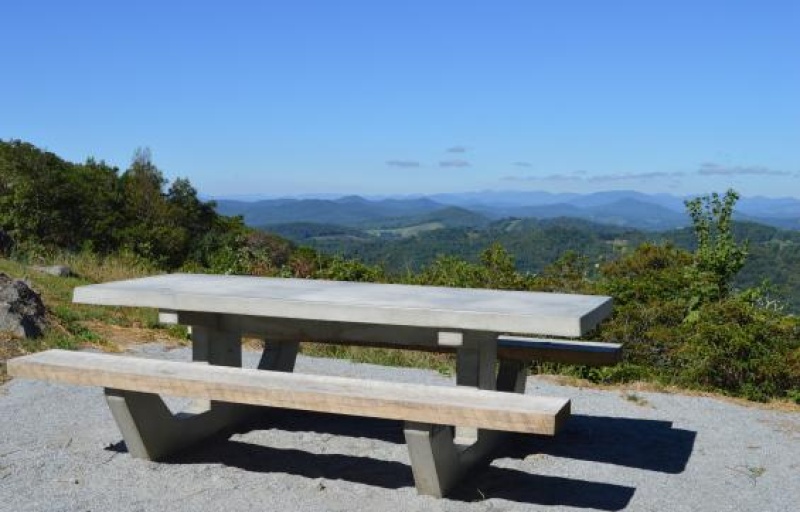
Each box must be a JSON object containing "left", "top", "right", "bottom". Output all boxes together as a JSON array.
[{"left": 214, "top": 190, "right": 800, "bottom": 232}]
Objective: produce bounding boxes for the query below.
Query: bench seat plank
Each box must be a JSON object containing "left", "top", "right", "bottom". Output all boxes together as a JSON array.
[
  {"left": 8, "top": 350, "right": 570, "bottom": 435},
  {"left": 498, "top": 336, "right": 622, "bottom": 366}
]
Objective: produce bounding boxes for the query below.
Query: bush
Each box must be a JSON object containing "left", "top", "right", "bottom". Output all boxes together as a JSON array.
[{"left": 675, "top": 296, "right": 800, "bottom": 401}]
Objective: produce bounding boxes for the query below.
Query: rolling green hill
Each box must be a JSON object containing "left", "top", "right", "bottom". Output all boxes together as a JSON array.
[{"left": 264, "top": 217, "right": 800, "bottom": 312}]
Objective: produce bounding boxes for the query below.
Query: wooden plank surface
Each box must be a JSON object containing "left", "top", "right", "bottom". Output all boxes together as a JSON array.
[
  {"left": 73, "top": 273, "right": 612, "bottom": 337},
  {"left": 8, "top": 350, "right": 570, "bottom": 435}
]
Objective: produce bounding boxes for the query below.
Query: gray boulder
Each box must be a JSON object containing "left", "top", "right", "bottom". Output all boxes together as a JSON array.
[
  {"left": 31, "top": 265, "right": 73, "bottom": 277},
  {"left": 0, "top": 273, "right": 47, "bottom": 338}
]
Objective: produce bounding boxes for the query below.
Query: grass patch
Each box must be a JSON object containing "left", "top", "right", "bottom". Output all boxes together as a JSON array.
[
  {"left": 0, "top": 256, "right": 159, "bottom": 331},
  {"left": 0, "top": 254, "right": 176, "bottom": 363},
  {"left": 302, "top": 343, "right": 455, "bottom": 376}
]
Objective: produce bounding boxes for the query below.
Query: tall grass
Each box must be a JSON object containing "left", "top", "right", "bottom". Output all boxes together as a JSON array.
[
  {"left": 13, "top": 248, "right": 158, "bottom": 283},
  {"left": 0, "top": 252, "right": 171, "bottom": 370}
]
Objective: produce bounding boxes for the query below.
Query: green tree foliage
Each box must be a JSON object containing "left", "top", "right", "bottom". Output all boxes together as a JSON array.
[
  {"left": 684, "top": 189, "right": 748, "bottom": 301},
  {"left": 0, "top": 140, "right": 122, "bottom": 251},
  {"left": 0, "top": 141, "right": 224, "bottom": 269},
  {"left": 535, "top": 250, "right": 595, "bottom": 294},
  {"left": 117, "top": 149, "right": 167, "bottom": 261},
  {"left": 591, "top": 194, "right": 799, "bottom": 401},
  {"left": 413, "top": 243, "right": 533, "bottom": 290},
  {"left": 675, "top": 296, "right": 799, "bottom": 401}
]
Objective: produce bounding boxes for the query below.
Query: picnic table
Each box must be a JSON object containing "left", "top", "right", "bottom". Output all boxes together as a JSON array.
[{"left": 9, "top": 273, "right": 616, "bottom": 497}]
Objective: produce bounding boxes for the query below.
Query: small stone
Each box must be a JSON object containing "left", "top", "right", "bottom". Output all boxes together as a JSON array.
[{"left": 31, "top": 265, "right": 73, "bottom": 277}]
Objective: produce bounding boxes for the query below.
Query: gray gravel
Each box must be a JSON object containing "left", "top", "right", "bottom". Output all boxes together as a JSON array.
[{"left": 1, "top": 344, "right": 798, "bottom": 511}]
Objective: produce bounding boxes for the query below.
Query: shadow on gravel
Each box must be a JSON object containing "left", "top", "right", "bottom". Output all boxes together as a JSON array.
[
  {"left": 234, "top": 410, "right": 697, "bottom": 474},
  {"left": 449, "top": 470, "right": 635, "bottom": 510},
  {"left": 105, "top": 409, "right": 645, "bottom": 509},
  {"left": 163, "top": 438, "right": 634, "bottom": 510},
  {"left": 501, "top": 414, "right": 697, "bottom": 474},
  {"left": 238, "top": 407, "right": 407, "bottom": 444}
]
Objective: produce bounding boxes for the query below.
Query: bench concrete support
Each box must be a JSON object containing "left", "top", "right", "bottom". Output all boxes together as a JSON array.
[
  {"left": 104, "top": 389, "right": 247, "bottom": 460},
  {"left": 406, "top": 343, "right": 530, "bottom": 496},
  {"left": 192, "top": 323, "right": 242, "bottom": 367},
  {"left": 105, "top": 321, "right": 249, "bottom": 461},
  {"left": 496, "top": 359, "right": 528, "bottom": 394},
  {"left": 404, "top": 423, "right": 503, "bottom": 498},
  {"left": 456, "top": 332, "right": 497, "bottom": 391}
]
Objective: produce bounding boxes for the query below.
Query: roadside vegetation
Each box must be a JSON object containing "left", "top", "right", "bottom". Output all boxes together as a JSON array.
[{"left": 1, "top": 139, "right": 798, "bottom": 403}]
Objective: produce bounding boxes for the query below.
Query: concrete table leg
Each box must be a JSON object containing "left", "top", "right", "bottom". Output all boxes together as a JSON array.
[
  {"left": 104, "top": 320, "right": 250, "bottom": 461},
  {"left": 496, "top": 359, "right": 528, "bottom": 393},
  {"left": 258, "top": 340, "right": 299, "bottom": 372},
  {"left": 404, "top": 422, "right": 503, "bottom": 498},
  {"left": 404, "top": 336, "right": 530, "bottom": 497}
]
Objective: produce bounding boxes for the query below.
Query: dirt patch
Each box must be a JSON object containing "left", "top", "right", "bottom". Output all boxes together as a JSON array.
[
  {"left": 758, "top": 418, "right": 800, "bottom": 439},
  {"left": 80, "top": 321, "right": 187, "bottom": 351}
]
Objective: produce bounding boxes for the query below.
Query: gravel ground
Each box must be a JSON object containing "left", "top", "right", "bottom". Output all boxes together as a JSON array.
[{"left": 1, "top": 343, "right": 798, "bottom": 512}]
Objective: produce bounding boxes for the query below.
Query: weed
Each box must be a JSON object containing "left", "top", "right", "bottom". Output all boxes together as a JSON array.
[
  {"left": 623, "top": 392, "right": 650, "bottom": 407},
  {"left": 729, "top": 465, "right": 766, "bottom": 485}
]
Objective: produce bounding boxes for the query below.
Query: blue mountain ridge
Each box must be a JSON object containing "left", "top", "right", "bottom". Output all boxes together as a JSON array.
[{"left": 212, "top": 191, "right": 800, "bottom": 231}]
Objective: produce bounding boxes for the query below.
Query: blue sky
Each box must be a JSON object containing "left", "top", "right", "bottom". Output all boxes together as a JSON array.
[{"left": 2, "top": 1, "right": 798, "bottom": 198}]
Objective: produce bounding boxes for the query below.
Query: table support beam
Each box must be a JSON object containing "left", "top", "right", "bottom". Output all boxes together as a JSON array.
[
  {"left": 455, "top": 332, "right": 497, "bottom": 444},
  {"left": 258, "top": 340, "right": 299, "bottom": 372},
  {"left": 496, "top": 359, "right": 528, "bottom": 394},
  {"left": 191, "top": 321, "right": 242, "bottom": 368}
]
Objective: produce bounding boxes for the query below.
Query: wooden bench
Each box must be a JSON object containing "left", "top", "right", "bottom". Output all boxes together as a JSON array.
[
  {"left": 8, "top": 349, "right": 570, "bottom": 434},
  {"left": 9, "top": 348, "right": 571, "bottom": 497}
]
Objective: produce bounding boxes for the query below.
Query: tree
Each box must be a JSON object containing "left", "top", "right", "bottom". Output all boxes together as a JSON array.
[
  {"left": 684, "top": 189, "right": 748, "bottom": 301},
  {"left": 117, "top": 148, "right": 182, "bottom": 265},
  {"left": 0, "top": 140, "right": 120, "bottom": 251}
]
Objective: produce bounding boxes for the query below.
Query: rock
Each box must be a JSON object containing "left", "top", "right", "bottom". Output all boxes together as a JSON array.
[
  {"left": 31, "top": 265, "right": 73, "bottom": 277},
  {"left": 0, "top": 273, "right": 47, "bottom": 338},
  {"left": 0, "top": 230, "right": 12, "bottom": 257}
]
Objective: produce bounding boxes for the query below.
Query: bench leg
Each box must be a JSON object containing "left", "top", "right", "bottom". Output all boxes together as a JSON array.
[
  {"left": 496, "top": 359, "right": 528, "bottom": 393},
  {"left": 404, "top": 422, "right": 503, "bottom": 497},
  {"left": 104, "top": 389, "right": 249, "bottom": 460},
  {"left": 258, "top": 340, "right": 299, "bottom": 372},
  {"left": 105, "top": 322, "right": 250, "bottom": 460},
  {"left": 404, "top": 355, "right": 529, "bottom": 496}
]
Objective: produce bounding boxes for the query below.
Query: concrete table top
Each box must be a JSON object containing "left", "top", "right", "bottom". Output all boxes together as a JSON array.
[{"left": 73, "top": 273, "right": 612, "bottom": 337}]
